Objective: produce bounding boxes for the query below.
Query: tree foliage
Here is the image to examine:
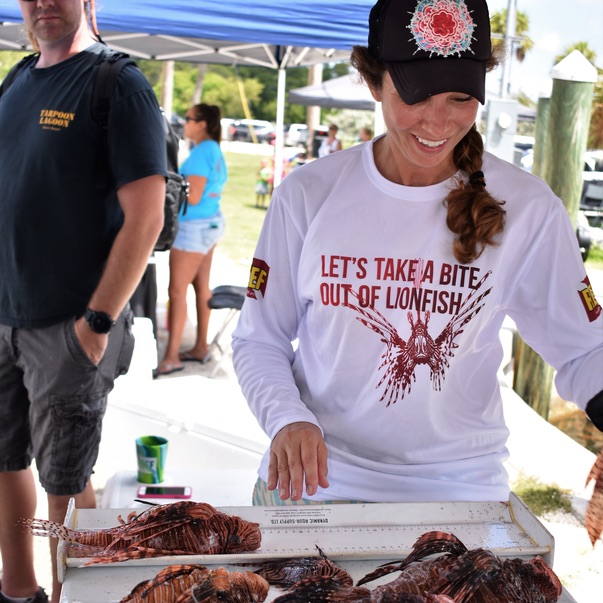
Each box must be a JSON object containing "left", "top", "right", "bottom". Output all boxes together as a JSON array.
[
  {"left": 0, "top": 50, "right": 29, "bottom": 79},
  {"left": 488, "top": 12, "right": 601, "bottom": 150},
  {"left": 590, "top": 70, "right": 603, "bottom": 149},
  {"left": 490, "top": 8, "right": 534, "bottom": 62},
  {"left": 5, "top": 25, "right": 598, "bottom": 149},
  {"left": 134, "top": 58, "right": 352, "bottom": 126}
]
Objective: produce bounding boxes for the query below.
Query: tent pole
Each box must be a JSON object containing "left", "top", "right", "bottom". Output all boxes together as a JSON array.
[
  {"left": 160, "top": 60, "right": 174, "bottom": 117},
  {"left": 307, "top": 64, "right": 323, "bottom": 158},
  {"left": 273, "top": 66, "right": 287, "bottom": 188}
]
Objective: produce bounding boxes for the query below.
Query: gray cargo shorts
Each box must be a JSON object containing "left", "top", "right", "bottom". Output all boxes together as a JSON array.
[{"left": 0, "top": 308, "right": 135, "bottom": 495}]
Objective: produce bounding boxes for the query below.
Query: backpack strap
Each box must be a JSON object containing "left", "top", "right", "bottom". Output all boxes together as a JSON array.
[
  {"left": 0, "top": 53, "right": 39, "bottom": 98},
  {"left": 91, "top": 51, "right": 136, "bottom": 189}
]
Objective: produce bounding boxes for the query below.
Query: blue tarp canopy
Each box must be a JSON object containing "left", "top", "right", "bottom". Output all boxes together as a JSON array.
[{"left": 0, "top": 0, "right": 371, "bottom": 68}]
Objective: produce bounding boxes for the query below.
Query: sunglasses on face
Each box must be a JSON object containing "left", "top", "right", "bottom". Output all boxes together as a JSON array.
[{"left": 185, "top": 116, "right": 200, "bottom": 123}]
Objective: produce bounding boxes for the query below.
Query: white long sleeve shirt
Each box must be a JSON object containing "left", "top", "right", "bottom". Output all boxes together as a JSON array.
[{"left": 232, "top": 139, "right": 603, "bottom": 503}]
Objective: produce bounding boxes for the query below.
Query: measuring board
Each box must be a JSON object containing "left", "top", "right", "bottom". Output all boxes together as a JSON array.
[
  {"left": 59, "top": 493, "right": 553, "bottom": 572},
  {"left": 57, "top": 495, "right": 580, "bottom": 603}
]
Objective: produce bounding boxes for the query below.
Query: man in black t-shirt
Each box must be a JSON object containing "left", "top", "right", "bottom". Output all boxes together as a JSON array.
[{"left": 0, "top": 2, "right": 166, "bottom": 602}]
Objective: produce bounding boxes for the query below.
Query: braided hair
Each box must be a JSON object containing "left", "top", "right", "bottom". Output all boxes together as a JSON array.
[{"left": 351, "top": 46, "right": 506, "bottom": 264}]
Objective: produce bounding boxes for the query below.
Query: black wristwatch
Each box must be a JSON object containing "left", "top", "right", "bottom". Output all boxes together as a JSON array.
[{"left": 84, "top": 308, "right": 115, "bottom": 334}]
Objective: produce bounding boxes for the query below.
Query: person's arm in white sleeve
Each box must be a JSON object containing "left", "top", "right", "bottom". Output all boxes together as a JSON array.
[
  {"left": 232, "top": 189, "right": 329, "bottom": 500},
  {"left": 507, "top": 202, "right": 603, "bottom": 411}
]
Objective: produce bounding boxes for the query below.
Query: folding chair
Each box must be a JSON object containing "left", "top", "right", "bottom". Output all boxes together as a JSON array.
[{"left": 207, "top": 285, "right": 247, "bottom": 377}]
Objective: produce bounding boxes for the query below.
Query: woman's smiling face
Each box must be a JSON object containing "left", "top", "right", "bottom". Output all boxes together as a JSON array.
[{"left": 370, "top": 72, "right": 480, "bottom": 187}]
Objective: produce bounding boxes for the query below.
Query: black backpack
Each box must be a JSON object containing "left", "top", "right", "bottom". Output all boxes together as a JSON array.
[{"left": 0, "top": 51, "right": 189, "bottom": 252}]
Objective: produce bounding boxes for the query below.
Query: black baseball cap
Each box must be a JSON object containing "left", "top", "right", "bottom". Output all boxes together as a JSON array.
[{"left": 368, "top": 0, "right": 491, "bottom": 105}]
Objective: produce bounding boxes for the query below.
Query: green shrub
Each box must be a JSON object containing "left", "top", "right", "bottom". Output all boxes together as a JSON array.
[{"left": 512, "top": 473, "right": 573, "bottom": 516}]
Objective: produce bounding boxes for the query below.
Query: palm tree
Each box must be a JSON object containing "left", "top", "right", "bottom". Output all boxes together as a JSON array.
[
  {"left": 490, "top": 8, "right": 534, "bottom": 62},
  {"left": 591, "top": 70, "right": 603, "bottom": 149},
  {"left": 555, "top": 42, "right": 596, "bottom": 67}
]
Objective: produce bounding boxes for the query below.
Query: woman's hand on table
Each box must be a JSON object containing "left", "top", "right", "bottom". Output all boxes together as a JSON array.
[{"left": 268, "top": 421, "right": 329, "bottom": 501}]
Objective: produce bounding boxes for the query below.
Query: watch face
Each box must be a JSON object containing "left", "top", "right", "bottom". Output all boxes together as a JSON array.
[
  {"left": 92, "top": 314, "right": 112, "bottom": 332},
  {"left": 86, "top": 309, "right": 113, "bottom": 333}
]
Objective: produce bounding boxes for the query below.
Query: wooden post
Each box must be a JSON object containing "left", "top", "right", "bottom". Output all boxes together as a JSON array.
[
  {"left": 531, "top": 97, "right": 550, "bottom": 179},
  {"left": 547, "top": 51, "right": 597, "bottom": 228},
  {"left": 513, "top": 341, "right": 555, "bottom": 418},
  {"left": 513, "top": 51, "right": 597, "bottom": 419}
]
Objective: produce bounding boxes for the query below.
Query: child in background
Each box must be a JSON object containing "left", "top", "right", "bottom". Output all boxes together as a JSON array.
[
  {"left": 255, "top": 158, "right": 272, "bottom": 208},
  {"left": 359, "top": 127, "right": 373, "bottom": 142}
]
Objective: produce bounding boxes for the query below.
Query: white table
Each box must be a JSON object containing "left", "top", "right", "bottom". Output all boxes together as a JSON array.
[
  {"left": 92, "top": 375, "right": 270, "bottom": 488},
  {"left": 101, "top": 468, "right": 258, "bottom": 509}
]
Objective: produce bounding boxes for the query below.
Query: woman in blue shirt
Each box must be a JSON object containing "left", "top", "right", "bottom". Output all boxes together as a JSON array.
[{"left": 156, "top": 104, "right": 228, "bottom": 375}]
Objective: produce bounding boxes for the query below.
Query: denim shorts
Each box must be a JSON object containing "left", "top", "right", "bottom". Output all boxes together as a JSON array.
[
  {"left": 172, "top": 213, "right": 225, "bottom": 254},
  {"left": 0, "top": 308, "right": 135, "bottom": 495}
]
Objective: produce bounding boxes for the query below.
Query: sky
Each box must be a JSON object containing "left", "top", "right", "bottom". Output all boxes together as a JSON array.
[{"left": 485, "top": 0, "right": 603, "bottom": 101}]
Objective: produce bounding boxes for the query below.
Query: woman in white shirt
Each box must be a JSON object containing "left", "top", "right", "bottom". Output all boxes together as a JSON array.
[
  {"left": 232, "top": 0, "right": 603, "bottom": 506},
  {"left": 318, "top": 124, "right": 342, "bottom": 157}
]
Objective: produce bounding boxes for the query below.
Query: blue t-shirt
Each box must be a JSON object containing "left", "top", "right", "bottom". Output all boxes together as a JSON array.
[{"left": 179, "top": 140, "right": 227, "bottom": 220}]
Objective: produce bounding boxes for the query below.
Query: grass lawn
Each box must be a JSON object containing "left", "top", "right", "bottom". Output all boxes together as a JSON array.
[
  {"left": 220, "top": 151, "right": 269, "bottom": 266},
  {"left": 586, "top": 242, "right": 603, "bottom": 270}
]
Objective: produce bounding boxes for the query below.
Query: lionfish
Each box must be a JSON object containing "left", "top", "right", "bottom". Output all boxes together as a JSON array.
[{"left": 20, "top": 501, "right": 261, "bottom": 564}]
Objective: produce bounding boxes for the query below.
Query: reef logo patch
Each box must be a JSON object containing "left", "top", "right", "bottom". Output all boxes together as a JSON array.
[
  {"left": 247, "top": 258, "right": 270, "bottom": 300},
  {"left": 578, "top": 276, "right": 602, "bottom": 322}
]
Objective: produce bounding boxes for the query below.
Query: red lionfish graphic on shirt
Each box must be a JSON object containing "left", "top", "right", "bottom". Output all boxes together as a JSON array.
[{"left": 344, "top": 270, "right": 492, "bottom": 407}]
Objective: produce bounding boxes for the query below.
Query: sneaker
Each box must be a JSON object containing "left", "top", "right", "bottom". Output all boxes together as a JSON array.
[{"left": 0, "top": 586, "right": 48, "bottom": 603}]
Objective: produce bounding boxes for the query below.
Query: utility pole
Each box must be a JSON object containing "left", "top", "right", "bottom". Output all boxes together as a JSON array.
[{"left": 499, "top": 0, "right": 517, "bottom": 98}]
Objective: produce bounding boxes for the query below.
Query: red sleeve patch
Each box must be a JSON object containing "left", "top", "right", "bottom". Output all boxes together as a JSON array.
[
  {"left": 247, "top": 258, "right": 270, "bottom": 300},
  {"left": 579, "top": 276, "right": 602, "bottom": 323}
]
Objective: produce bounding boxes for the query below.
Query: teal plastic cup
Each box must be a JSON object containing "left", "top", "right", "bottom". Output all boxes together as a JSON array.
[{"left": 136, "top": 435, "right": 168, "bottom": 483}]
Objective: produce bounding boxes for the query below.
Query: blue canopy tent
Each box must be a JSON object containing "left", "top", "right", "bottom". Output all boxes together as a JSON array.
[{"left": 0, "top": 0, "right": 372, "bottom": 181}]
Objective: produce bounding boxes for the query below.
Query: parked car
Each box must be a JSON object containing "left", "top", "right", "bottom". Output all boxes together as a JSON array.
[
  {"left": 220, "top": 117, "right": 235, "bottom": 141},
  {"left": 285, "top": 123, "right": 308, "bottom": 147},
  {"left": 229, "top": 119, "right": 274, "bottom": 143},
  {"left": 513, "top": 135, "right": 534, "bottom": 170},
  {"left": 577, "top": 210, "right": 592, "bottom": 261},
  {"left": 580, "top": 150, "right": 603, "bottom": 226},
  {"left": 584, "top": 150, "right": 603, "bottom": 175},
  {"left": 284, "top": 124, "right": 331, "bottom": 155},
  {"left": 581, "top": 180, "right": 603, "bottom": 226}
]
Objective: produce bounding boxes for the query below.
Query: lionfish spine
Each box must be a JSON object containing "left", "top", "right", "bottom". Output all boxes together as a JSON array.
[{"left": 19, "top": 518, "right": 80, "bottom": 542}]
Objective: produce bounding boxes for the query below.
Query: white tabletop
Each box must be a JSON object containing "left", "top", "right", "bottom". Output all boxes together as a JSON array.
[
  {"left": 100, "top": 468, "right": 258, "bottom": 509},
  {"left": 92, "top": 375, "right": 270, "bottom": 488}
]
